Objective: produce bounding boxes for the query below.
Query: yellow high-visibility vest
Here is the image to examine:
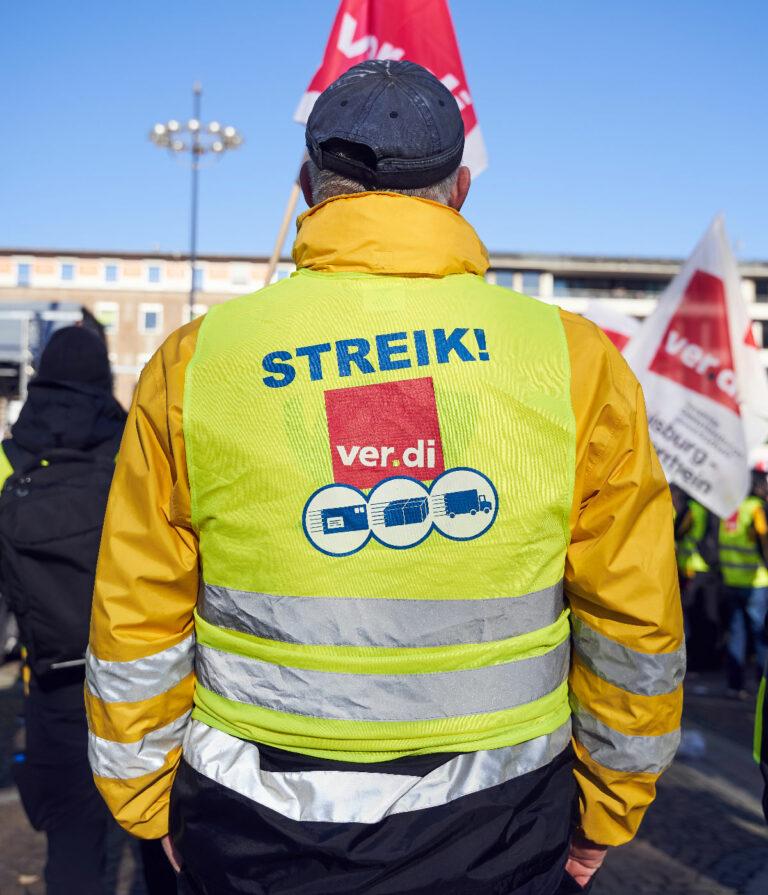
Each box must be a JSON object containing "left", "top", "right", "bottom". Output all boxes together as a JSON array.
[
  {"left": 184, "top": 244, "right": 575, "bottom": 760},
  {"left": 719, "top": 497, "right": 768, "bottom": 588}
]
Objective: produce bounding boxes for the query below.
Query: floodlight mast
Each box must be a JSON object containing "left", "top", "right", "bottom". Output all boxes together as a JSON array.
[{"left": 150, "top": 84, "right": 243, "bottom": 315}]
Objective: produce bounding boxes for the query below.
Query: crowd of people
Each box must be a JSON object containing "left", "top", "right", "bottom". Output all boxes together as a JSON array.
[
  {"left": 672, "top": 468, "right": 768, "bottom": 828},
  {"left": 3, "top": 341, "right": 767, "bottom": 891},
  {"left": 671, "top": 468, "right": 768, "bottom": 696},
  {"left": 0, "top": 58, "right": 766, "bottom": 895}
]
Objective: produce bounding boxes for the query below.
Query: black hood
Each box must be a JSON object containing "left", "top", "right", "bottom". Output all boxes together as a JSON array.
[{"left": 4, "top": 379, "right": 127, "bottom": 468}]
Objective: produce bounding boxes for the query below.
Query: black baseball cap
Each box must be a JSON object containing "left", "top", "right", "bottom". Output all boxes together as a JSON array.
[{"left": 306, "top": 60, "right": 464, "bottom": 190}]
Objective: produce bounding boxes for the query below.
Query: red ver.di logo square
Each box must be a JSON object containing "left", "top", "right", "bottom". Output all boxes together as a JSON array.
[{"left": 324, "top": 377, "right": 445, "bottom": 489}]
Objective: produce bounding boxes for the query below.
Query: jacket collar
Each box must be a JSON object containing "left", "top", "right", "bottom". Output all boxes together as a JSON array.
[{"left": 292, "top": 192, "right": 489, "bottom": 278}]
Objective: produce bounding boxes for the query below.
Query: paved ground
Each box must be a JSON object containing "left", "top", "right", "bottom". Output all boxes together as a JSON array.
[
  {"left": 0, "top": 661, "right": 144, "bottom": 895},
  {"left": 1, "top": 661, "right": 767, "bottom": 894},
  {"left": 593, "top": 676, "right": 768, "bottom": 894}
]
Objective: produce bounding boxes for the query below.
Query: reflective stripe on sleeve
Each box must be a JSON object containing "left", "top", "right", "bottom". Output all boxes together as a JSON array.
[
  {"left": 88, "top": 711, "right": 191, "bottom": 779},
  {"left": 181, "top": 717, "right": 572, "bottom": 822},
  {"left": 571, "top": 699, "right": 680, "bottom": 774},
  {"left": 86, "top": 635, "right": 195, "bottom": 704},
  {"left": 201, "top": 582, "right": 565, "bottom": 648},
  {"left": 195, "top": 639, "right": 570, "bottom": 722},
  {"left": 570, "top": 617, "right": 685, "bottom": 697}
]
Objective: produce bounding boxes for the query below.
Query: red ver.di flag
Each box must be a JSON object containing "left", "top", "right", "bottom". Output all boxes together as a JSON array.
[
  {"left": 624, "top": 216, "right": 768, "bottom": 516},
  {"left": 295, "top": 0, "right": 487, "bottom": 176}
]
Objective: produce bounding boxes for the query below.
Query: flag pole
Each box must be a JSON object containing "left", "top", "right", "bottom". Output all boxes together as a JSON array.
[{"left": 263, "top": 172, "right": 303, "bottom": 288}]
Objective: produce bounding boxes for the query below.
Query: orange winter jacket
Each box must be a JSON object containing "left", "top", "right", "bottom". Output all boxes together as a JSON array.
[{"left": 86, "top": 193, "right": 684, "bottom": 847}]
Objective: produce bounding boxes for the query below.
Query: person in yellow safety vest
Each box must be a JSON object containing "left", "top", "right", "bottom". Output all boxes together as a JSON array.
[
  {"left": 719, "top": 468, "right": 768, "bottom": 697},
  {"left": 671, "top": 484, "right": 692, "bottom": 581},
  {"left": 677, "top": 499, "right": 710, "bottom": 582},
  {"left": 86, "top": 61, "right": 684, "bottom": 895},
  {"left": 674, "top": 494, "right": 723, "bottom": 672}
]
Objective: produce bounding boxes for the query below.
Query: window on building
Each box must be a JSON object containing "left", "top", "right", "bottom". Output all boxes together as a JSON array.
[
  {"left": 183, "top": 303, "right": 207, "bottom": 324},
  {"left": 553, "top": 276, "right": 668, "bottom": 299},
  {"left": 17, "top": 263, "right": 31, "bottom": 287},
  {"left": 522, "top": 272, "right": 540, "bottom": 295},
  {"left": 139, "top": 303, "right": 164, "bottom": 334},
  {"left": 148, "top": 265, "right": 162, "bottom": 284},
  {"left": 192, "top": 267, "right": 204, "bottom": 291},
  {"left": 61, "top": 263, "right": 75, "bottom": 281},
  {"left": 94, "top": 301, "right": 119, "bottom": 335},
  {"left": 105, "top": 264, "right": 118, "bottom": 283},
  {"left": 755, "top": 280, "right": 768, "bottom": 303},
  {"left": 231, "top": 263, "right": 250, "bottom": 287},
  {"left": 494, "top": 271, "right": 514, "bottom": 288}
]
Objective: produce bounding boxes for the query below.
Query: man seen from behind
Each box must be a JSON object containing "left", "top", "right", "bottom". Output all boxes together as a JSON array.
[{"left": 87, "top": 61, "right": 684, "bottom": 894}]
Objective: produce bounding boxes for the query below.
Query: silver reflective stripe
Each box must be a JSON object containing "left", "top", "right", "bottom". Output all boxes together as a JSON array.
[
  {"left": 201, "top": 582, "right": 564, "bottom": 648},
  {"left": 720, "top": 561, "right": 762, "bottom": 570},
  {"left": 181, "top": 718, "right": 572, "bottom": 823},
  {"left": 571, "top": 617, "right": 685, "bottom": 697},
  {"left": 571, "top": 701, "right": 679, "bottom": 774},
  {"left": 196, "top": 640, "right": 570, "bottom": 722},
  {"left": 89, "top": 711, "right": 191, "bottom": 779},
  {"left": 86, "top": 635, "right": 195, "bottom": 703}
]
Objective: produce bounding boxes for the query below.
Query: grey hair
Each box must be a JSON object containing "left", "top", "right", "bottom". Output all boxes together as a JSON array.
[{"left": 306, "top": 158, "right": 459, "bottom": 206}]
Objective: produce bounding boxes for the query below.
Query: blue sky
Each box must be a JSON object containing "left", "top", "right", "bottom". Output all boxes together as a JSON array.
[{"left": 2, "top": 1, "right": 766, "bottom": 259}]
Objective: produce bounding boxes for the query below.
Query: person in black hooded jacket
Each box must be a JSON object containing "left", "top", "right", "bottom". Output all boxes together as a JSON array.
[
  {"left": 1, "top": 326, "right": 125, "bottom": 472},
  {"left": 2, "top": 327, "right": 174, "bottom": 894}
]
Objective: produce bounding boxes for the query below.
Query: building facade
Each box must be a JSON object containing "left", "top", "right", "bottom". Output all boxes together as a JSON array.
[
  {"left": 1, "top": 248, "right": 767, "bottom": 408},
  {"left": 0, "top": 250, "right": 294, "bottom": 407}
]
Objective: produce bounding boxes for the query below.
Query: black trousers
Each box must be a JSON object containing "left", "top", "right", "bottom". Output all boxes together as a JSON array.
[
  {"left": 15, "top": 671, "right": 177, "bottom": 894},
  {"left": 171, "top": 744, "right": 578, "bottom": 895},
  {"left": 44, "top": 816, "right": 111, "bottom": 895},
  {"left": 177, "top": 874, "right": 590, "bottom": 895},
  {"left": 556, "top": 874, "right": 594, "bottom": 894}
]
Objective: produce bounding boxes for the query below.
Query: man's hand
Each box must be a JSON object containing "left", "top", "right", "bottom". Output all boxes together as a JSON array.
[
  {"left": 564, "top": 832, "right": 607, "bottom": 888},
  {"left": 161, "top": 835, "right": 182, "bottom": 873}
]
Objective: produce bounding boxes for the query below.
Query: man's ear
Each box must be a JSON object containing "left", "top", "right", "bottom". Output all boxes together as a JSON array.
[
  {"left": 448, "top": 166, "right": 471, "bottom": 211},
  {"left": 299, "top": 161, "right": 314, "bottom": 207}
]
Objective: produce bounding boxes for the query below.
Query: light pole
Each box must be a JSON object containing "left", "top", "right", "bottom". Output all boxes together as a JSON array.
[{"left": 150, "top": 83, "right": 243, "bottom": 316}]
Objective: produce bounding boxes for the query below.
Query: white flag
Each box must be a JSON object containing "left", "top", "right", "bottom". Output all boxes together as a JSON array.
[
  {"left": 581, "top": 302, "right": 640, "bottom": 353},
  {"left": 624, "top": 216, "right": 768, "bottom": 516}
]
